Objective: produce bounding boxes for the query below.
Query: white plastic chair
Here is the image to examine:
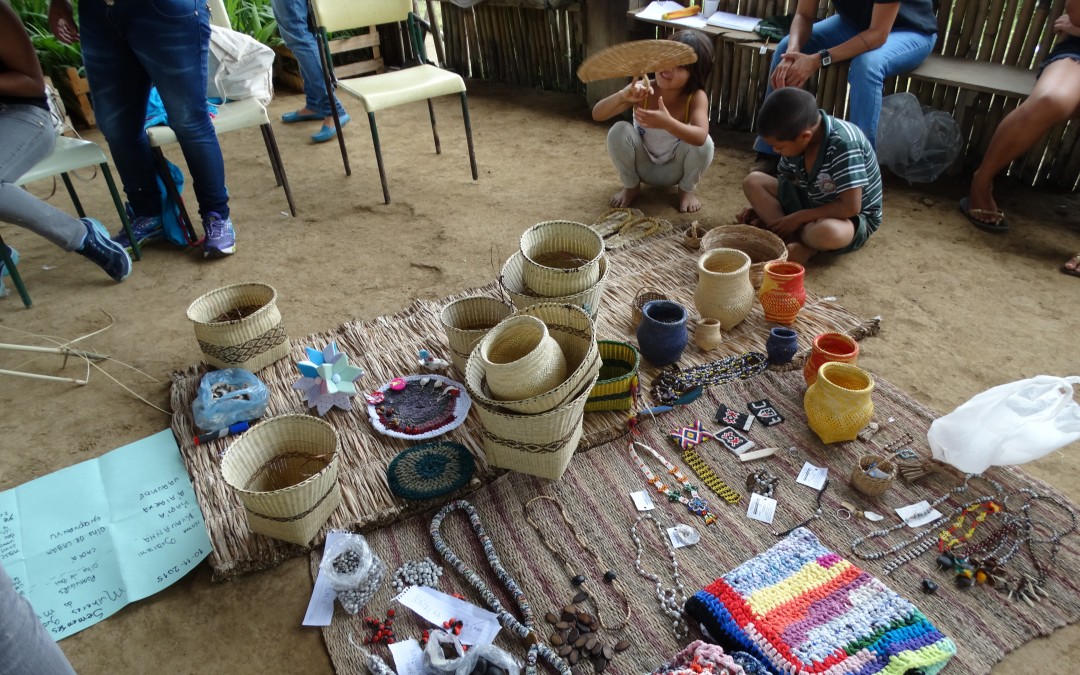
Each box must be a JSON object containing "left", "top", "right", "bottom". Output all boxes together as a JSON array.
[
  {"left": 309, "top": 0, "right": 478, "bottom": 204},
  {"left": 144, "top": 0, "right": 296, "bottom": 243}
]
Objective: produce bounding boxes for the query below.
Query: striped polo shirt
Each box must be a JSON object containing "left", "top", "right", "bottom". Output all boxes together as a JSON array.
[{"left": 778, "top": 111, "right": 883, "bottom": 230}]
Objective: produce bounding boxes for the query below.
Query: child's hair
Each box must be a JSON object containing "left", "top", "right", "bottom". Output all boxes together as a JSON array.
[
  {"left": 757, "top": 87, "right": 820, "bottom": 141},
  {"left": 670, "top": 30, "right": 714, "bottom": 93}
]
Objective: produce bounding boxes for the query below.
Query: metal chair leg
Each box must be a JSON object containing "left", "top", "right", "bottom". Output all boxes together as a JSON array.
[
  {"left": 315, "top": 22, "right": 351, "bottom": 176},
  {"left": 0, "top": 234, "right": 31, "bottom": 308},
  {"left": 368, "top": 112, "right": 391, "bottom": 204},
  {"left": 460, "top": 92, "right": 478, "bottom": 181},
  {"left": 60, "top": 172, "right": 86, "bottom": 218},
  {"left": 152, "top": 147, "right": 199, "bottom": 245},
  {"left": 262, "top": 123, "right": 297, "bottom": 217},
  {"left": 260, "top": 124, "right": 284, "bottom": 187},
  {"left": 100, "top": 163, "right": 141, "bottom": 261},
  {"left": 427, "top": 99, "right": 441, "bottom": 154}
]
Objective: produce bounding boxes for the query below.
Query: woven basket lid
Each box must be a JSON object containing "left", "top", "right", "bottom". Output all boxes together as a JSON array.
[{"left": 577, "top": 40, "right": 697, "bottom": 83}]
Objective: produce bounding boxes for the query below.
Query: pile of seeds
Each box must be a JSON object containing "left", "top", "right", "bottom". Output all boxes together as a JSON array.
[{"left": 544, "top": 593, "right": 629, "bottom": 674}]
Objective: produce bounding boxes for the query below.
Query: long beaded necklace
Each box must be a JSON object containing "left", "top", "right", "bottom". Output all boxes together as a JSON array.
[
  {"left": 523, "top": 496, "right": 631, "bottom": 631},
  {"left": 628, "top": 441, "right": 718, "bottom": 525},
  {"left": 650, "top": 352, "right": 769, "bottom": 405},
  {"left": 430, "top": 500, "right": 571, "bottom": 675},
  {"left": 630, "top": 513, "right": 689, "bottom": 639},
  {"left": 937, "top": 500, "right": 1003, "bottom": 552}
]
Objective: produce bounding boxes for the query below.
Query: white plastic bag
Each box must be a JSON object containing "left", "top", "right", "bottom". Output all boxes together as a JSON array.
[
  {"left": 928, "top": 375, "right": 1080, "bottom": 474},
  {"left": 318, "top": 533, "right": 386, "bottom": 615},
  {"left": 207, "top": 25, "right": 275, "bottom": 106},
  {"left": 876, "top": 93, "right": 962, "bottom": 183}
]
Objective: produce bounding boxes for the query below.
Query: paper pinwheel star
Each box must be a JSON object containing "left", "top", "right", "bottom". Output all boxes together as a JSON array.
[{"left": 291, "top": 342, "right": 365, "bottom": 416}]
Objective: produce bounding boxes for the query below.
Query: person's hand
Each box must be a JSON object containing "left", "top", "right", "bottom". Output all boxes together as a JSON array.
[
  {"left": 622, "top": 75, "right": 653, "bottom": 104},
  {"left": 735, "top": 207, "right": 764, "bottom": 227},
  {"left": 1054, "top": 14, "right": 1080, "bottom": 36},
  {"left": 48, "top": 0, "right": 79, "bottom": 44},
  {"left": 769, "top": 212, "right": 807, "bottom": 238},
  {"left": 774, "top": 52, "right": 820, "bottom": 88},
  {"left": 633, "top": 95, "right": 673, "bottom": 130}
]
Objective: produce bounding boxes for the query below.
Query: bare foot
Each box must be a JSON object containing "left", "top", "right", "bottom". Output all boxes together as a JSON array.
[
  {"left": 786, "top": 242, "right": 817, "bottom": 266},
  {"left": 610, "top": 186, "right": 640, "bottom": 208},
  {"left": 1062, "top": 253, "right": 1080, "bottom": 278},
  {"left": 678, "top": 190, "right": 702, "bottom": 213}
]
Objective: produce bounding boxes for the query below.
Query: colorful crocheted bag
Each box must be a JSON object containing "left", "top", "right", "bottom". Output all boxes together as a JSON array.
[{"left": 684, "top": 528, "right": 957, "bottom": 675}]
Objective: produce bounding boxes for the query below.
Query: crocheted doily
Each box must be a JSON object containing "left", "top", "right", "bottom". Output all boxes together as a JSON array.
[{"left": 387, "top": 441, "right": 475, "bottom": 501}]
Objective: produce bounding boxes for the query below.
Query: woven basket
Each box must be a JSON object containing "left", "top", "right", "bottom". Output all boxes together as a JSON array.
[
  {"left": 577, "top": 39, "right": 697, "bottom": 82},
  {"left": 700, "top": 225, "right": 788, "bottom": 288},
  {"left": 220, "top": 414, "right": 340, "bottom": 546},
  {"left": 500, "top": 251, "right": 607, "bottom": 319},
  {"left": 477, "top": 315, "right": 568, "bottom": 401},
  {"left": 851, "top": 455, "right": 896, "bottom": 498},
  {"left": 465, "top": 303, "right": 600, "bottom": 415},
  {"left": 475, "top": 374, "right": 598, "bottom": 481},
  {"left": 186, "top": 283, "right": 290, "bottom": 373},
  {"left": 439, "top": 296, "right": 514, "bottom": 374},
  {"left": 584, "top": 341, "right": 639, "bottom": 412},
  {"left": 519, "top": 221, "right": 605, "bottom": 297},
  {"left": 631, "top": 288, "right": 667, "bottom": 329}
]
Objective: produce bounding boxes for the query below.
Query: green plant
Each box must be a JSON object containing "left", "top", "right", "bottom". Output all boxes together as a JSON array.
[
  {"left": 12, "top": 0, "right": 85, "bottom": 78},
  {"left": 224, "top": 0, "right": 283, "bottom": 47}
]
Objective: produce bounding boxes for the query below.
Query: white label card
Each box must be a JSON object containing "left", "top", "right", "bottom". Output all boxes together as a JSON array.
[
  {"left": 895, "top": 501, "right": 943, "bottom": 528},
  {"left": 666, "top": 526, "right": 699, "bottom": 548},
  {"left": 302, "top": 530, "right": 347, "bottom": 626},
  {"left": 631, "top": 490, "right": 655, "bottom": 511},
  {"left": 796, "top": 462, "right": 829, "bottom": 490},
  {"left": 394, "top": 585, "right": 501, "bottom": 646},
  {"left": 388, "top": 639, "right": 426, "bottom": 675},
  {"left": 746, "top": 493, "right": 777, "bottom": 524}
]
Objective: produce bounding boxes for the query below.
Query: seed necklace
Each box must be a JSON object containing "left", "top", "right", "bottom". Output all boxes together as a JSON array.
[
  {"left": 430, "top": 500, "right": 571, "bottom": 675},
  {"left": 630, "top": 512, "right": 689, "bottom": 639},
  {"left": 524, "top": 496, "right": 631, "bottom": 631}
]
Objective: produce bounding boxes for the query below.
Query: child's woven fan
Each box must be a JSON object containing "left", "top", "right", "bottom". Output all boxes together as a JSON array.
[{"left": 577, "top": 40, "right": 697, "bottom": 83}]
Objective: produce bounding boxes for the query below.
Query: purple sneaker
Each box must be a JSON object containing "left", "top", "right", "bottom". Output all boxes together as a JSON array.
[
  {"left": 112, "top": 214, "right": 165, "bottom": 251},
  {"left": 203, "top": 212, "right": 236, "bottom": 258}
]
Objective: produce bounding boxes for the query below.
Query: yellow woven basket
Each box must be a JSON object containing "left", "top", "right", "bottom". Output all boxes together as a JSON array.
[
  {"left": 585, "top": 341, "right": 640, "bottom": 412},
  {"left": 186, "top": 282, "right": 290, "bottom": 373}
]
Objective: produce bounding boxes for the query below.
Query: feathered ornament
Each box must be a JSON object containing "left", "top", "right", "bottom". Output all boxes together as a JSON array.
[{"left": 292, "top": 342, "right": 365, "bottom": 416}]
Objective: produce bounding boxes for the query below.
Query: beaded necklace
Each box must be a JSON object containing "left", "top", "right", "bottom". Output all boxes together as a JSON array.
[
  {"left": 523, "top": 496, "right": 631, "bottom": 631},
  {"left": 630, "top": 513, "right": 689, "bottom": 639},
  {"left": 628, "top": 441, "right": 717, "bottom": 525},
  {"left": 430, "top": 500, "right": 571, "bottom": 675},
  {"left": 650, "top": 352, "right": 769, "bottom": 405},
  {"left": 937, "top": 500, "right": 1002, "bottom": 552}
]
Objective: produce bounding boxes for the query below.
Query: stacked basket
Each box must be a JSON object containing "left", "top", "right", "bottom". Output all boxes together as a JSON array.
[
  {"left": 465, "top": 303, "right": 600, "bottom": 480},
  {"left": 499, "top": 221, "right": 607, "bottom": 319}
]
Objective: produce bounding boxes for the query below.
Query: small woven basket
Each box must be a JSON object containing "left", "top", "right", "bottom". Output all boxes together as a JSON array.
[
  {"left": 519, "top": 221, "right": 605, "bottom": 297},
  {"left": 439, "top": 296, "right": 514, "bottom": 374},
  {"left": 477, "top": 315, "right": 568, "bottom": 401},
  {"left": 631, "top": 288, "right": 667, "bottom": 329},
  {"left": 577, "top": 39, "right": 697, "bottom": 82},
  {"left": 851, "top": 455, "right": 896, "bottom": 498},
  {"left": 500, "top": 251, "right": 607, "bottom": 319},
  {"left": 186, "top": 282, "right": 290, "bottom": 373},
  {"left": 700, "top": 225, "right": 788, "bottom": 288},
  {"left": 584, "top": 341, "right": 639, "bottom": 412},
  {"left": 220, "top": 414, "right": 341, "bottom": 546}
]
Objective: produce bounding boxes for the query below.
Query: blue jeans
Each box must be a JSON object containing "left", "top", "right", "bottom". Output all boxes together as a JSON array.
[
  {"left": 270, "top": 0, "right": 346, "bottom": 117},
  {"left": 79, "top": 0, "right": 229, "bottom": 219},
  {"left": 754, "top": 15, "right": 937, "bottom": 154}
]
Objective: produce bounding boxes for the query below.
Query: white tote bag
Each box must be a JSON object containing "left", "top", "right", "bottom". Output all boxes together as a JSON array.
[
  {"left": 207, "top": 25, "right": 275, "bottom": 106},
  {"left": 928, "top": 375, "right": 1080, "bottom": 474}
]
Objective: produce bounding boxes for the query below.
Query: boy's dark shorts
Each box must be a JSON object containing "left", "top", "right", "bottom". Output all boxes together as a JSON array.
[{"left": 777, "top": 177, "right": 876, "bottom": 254}]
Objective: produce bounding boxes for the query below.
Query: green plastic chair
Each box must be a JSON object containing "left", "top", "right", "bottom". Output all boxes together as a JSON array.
[{"left": 0, "top": 234, "right": 31, "bottom": 308}]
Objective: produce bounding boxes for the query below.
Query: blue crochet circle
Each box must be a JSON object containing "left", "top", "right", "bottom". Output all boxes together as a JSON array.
[{"left": 387, "top": 441, "right": 475, "bottom": 501}]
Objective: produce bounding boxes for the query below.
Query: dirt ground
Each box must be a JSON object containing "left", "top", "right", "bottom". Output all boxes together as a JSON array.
[{"left": 2, "top": 81, "right": 1079, "bottom": 674}]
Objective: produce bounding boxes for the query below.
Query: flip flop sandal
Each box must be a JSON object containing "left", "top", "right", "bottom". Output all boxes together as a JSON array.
[
  {"left": 959, "top": 197, "right": 1009, "bottom": 233},
  {"left": 1061, "top": 255, "right": 1080, "bottom": 278},
  {"left": 281, "top": 110, "right": 324, "bottom": 123}
]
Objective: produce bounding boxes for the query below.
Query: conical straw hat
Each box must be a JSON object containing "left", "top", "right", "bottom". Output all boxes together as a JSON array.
[{"left": 577, "top": 40, "right": 697, "bottom": 83}]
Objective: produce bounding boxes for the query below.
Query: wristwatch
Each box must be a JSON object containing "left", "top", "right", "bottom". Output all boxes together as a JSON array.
[{"left": 818, "top": 49, "right": 833, "bottom": 67}]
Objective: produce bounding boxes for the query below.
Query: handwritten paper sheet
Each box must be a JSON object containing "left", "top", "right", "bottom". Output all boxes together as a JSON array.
[
  {"left": 0, "top": 430, "right": 211, "bottom": 640},
  {"left": 706, "top": 11, "right": 762, "bottom": 31},
  {"left": 395, "top": 585, "right": 501, "bottom": 646}
]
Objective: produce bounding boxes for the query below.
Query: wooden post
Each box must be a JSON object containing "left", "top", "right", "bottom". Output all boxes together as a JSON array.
[
  {"left": 584, "top": 0, "right": 633, "bottom": 106},
  {"left": 425, "top": 0, "right": 447, "bottom": 66}
]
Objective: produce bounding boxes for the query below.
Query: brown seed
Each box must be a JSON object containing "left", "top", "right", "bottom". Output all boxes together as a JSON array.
[
  {"left": 602, "top": 645, "right": 613, "bottom": 659},
  {"left": 558, "top": 645, "right": 573, "bottom": 657},
  {"left": 545, "top": 612, "right": 559, "bottom": 625},
  {"left": 577, "top": 612, "right": 594, "bottom": 625},
  {"left": 572, "top": 590, "right": 589, "bottom": 604},
  {"left": 573, "top": 636, "right": 587, "bottom": 648},
  {"left": 585, "top": 636, "right": 597, "bottom": 650},
  {"left": 568, "top": 649, "right": 580, "bottom": 665},
  {"left": 567, "top": 628, "right": 579, "bottom": 642},
  {"left": 570, "top": 667, "right": 586, "bottom": 675},
  {"left": 592, "top": 642, "right": 604, "bottom": 656},
  {"left": 555, "top": 621, "right": 571, "bottom": 631},
  {"left": 576, "top": 621, "right": 591, "bottom": 634},
  {"left": 561, "top": 610, "right": 576, "bottom": 622},
  {"left": 614, "top": 639, "right": 630, "bottom": 652},
  {"left": 562, "top": 605, "right": 577, "bottom": 616},
  {"left": 595, "top": 657, "right": 609, "bottom": 673},
  {"left": 550, "top": 633, "right": 564, "bottom": 646}
]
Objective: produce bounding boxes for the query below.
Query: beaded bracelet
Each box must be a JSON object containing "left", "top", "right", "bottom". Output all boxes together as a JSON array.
[{"left": 680, "top": 448, "right": 741, "bottom": 505}]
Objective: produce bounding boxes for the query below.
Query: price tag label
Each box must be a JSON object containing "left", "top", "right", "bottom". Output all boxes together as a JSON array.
[
  {"left": 746, "top": 493, "right": 777, "bottom": 524},
  {"left": 895, "top": 501, "right": 943, "bottom": 528},
  {"left": 796, "top": 462, "right": 828, "bottom": 490},
  {"left": 631, "top": 490, "right": 655, "bottom": 511}
]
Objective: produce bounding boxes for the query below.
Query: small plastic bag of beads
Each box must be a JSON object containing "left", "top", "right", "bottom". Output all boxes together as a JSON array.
[
  {"left": 319, "top": 533, "right": 387, "bottom": 615},
  {"left": 423, "top": 630, "right": 468, "bottom": 674},
  {"left": 464, "top": 644, "right": 521, "bottom": 675}
]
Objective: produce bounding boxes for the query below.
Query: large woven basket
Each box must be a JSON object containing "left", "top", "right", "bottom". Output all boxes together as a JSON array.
[
  {"left": 519, "top": 221, "right": 605, "bottom": 297},
  {"left": 577, "top": 40, "right": 697, "bottom": 82},
  {"left": 700, "top": 225, "right": 788, "bottom": 288},
  {"left": 186, "top": 282, "right": 290, "bottom": 373},
  {"left": 630, "top": 288, "right": 667, "bottom": 329},
  {"left": 465, "top": 303, "right": 600, "bottom": 415},
  {"left": 475, "top": 374, "right": 598, "bottom": 481},
  {"left": 477, "top": 315, "right": 568, "bottom": 401},
  {"left": 220, "top": 414, "right": 341, "bottom": 546},
  {"left": 584, "top": 341, "right": 639, "bottom": 412},
  {"left": 500, "top": 251, "right": 607, "bottom": 319},
  {"left": 439, "top": 296, "right": 513, "bottom": 374}
]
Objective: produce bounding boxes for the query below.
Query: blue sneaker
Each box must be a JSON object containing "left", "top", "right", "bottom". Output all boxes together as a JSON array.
[
  {"left": 113, "top": 214, "right": 165, "bottom": 251},
  {"left": 312, "top": 113, "right": 350, "bottom": 143},
  {"left": 78, "top": 218, "right": 132, "bottom": 281},
  {"left": 203, "top": 212, "right": 236, "bottom": 258},
  {"left": 0, "top": 244, "right": 18, "bottom": 277}
]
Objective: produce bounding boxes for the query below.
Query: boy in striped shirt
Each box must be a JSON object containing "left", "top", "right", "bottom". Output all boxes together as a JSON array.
[{"left": 739, "top": 87, "right": 883, "bottom": 265}]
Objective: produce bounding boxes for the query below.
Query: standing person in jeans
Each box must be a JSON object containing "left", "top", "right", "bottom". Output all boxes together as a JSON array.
[
  {"left": 1, "top": 0, "right": 130, "bottom": 287},
  {"left": 271, "top": 0, "right": 349, "bottom": 143},
  {"left": 752, "top": 0, "right": 938, "bottom": 170},
  {"left": 48, "top": 0, "right": 237, "bottom": 258}
]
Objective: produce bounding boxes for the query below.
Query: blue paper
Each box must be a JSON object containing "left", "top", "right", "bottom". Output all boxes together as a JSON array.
[{"left": 0, "top": 430, "right": 211, "bottom": 640}]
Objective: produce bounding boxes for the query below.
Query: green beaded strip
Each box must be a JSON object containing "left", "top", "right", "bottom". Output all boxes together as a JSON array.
[{"left": 682, "top": 449, "right": 741, "bottom": 505}]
